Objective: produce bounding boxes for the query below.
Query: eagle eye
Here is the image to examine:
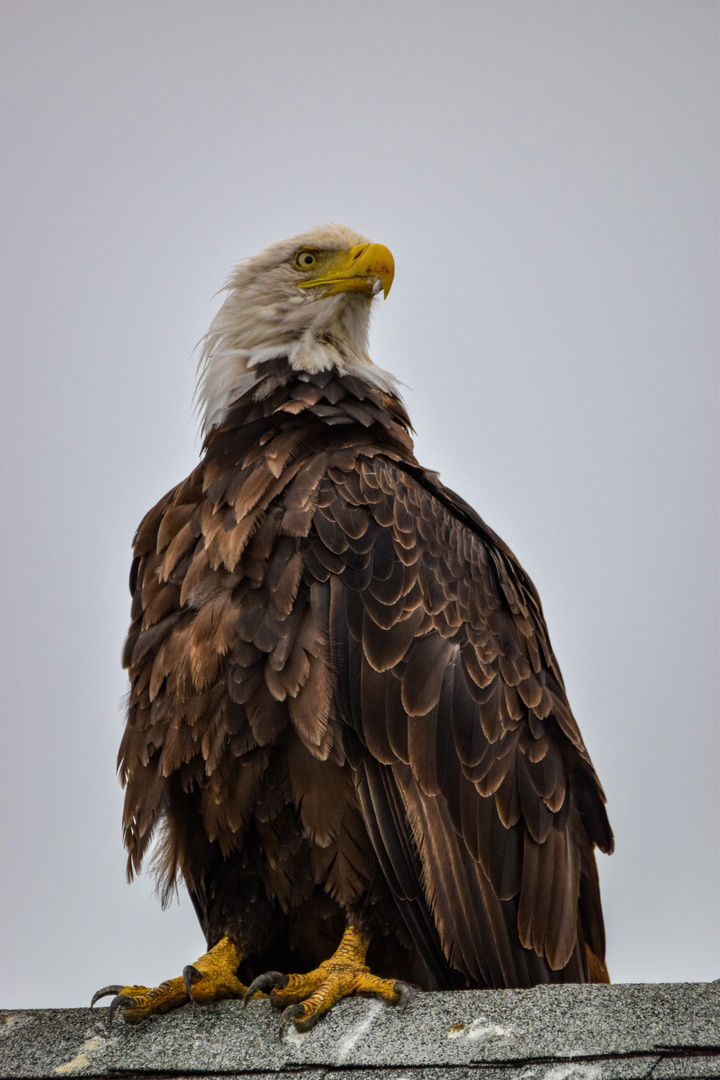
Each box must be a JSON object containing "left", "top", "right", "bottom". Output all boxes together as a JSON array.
[{"left": 293, "top": 249, "right": 319, "bottom": 270}]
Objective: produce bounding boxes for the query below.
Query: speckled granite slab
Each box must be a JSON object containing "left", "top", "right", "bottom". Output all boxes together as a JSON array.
[{"left": 1, "top": 981, "right": 718, "bottom": 1079}]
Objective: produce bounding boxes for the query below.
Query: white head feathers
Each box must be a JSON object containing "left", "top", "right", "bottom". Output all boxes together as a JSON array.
[{"left": 196, "top": 224, "right": 400, "bottom": 434}]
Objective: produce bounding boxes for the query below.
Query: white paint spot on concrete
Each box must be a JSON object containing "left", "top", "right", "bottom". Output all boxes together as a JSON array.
[
  {"left": 280, "top": 1024, "right": 308, "bottom": 1047},
  {"left": 465, "top": 1017, "right": 510, "bottom": 1041},
  {"left": 542, "top": 1064, "right": 602, "bottom": 1080},
  {"left": 446, "top": 1014, "right": 510, "bottom": 1042},
  {"left": 54, "top": 1035, "right": 106, "bottom": 1075},
  {"left": 335, "top": 999, "right": 385, "bottom": 1062}
]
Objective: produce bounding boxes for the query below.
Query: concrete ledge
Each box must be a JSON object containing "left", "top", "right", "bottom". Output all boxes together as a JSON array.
[{"left": 1, "top": 982, "right": 718, "bottom": 1079}]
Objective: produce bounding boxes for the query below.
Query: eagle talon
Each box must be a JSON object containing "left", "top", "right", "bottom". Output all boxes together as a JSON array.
[
  {"left": 90, "top": 985, "right": 123, "bottom": 1008},
  {"left": 393, "top": 981, "right": 416, "bottom": 1010},
  {"left": 243, "top": 971, "right": 289, "bottom": 1007},
  {"left": 93, "top": 937, "right": 246, "bottom": 1025},
  {"left": 279, "top": 1002, "right": 307, "bottom": 1039},
  {"left": 253, "top": 926, "right": 410, "bottom": 1033},
  {"left": 108, "top": 993, "right": 138, "bottom": 1029},
  {"left": 182, "top": 964, "right": 201, "bottom": 998}
]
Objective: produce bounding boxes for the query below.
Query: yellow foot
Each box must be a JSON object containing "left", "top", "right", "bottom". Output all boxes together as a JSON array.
[
  {"left": 91, "top": 936, "right": 250, "bottom": 1026},
  {"left": 244, "top": 925, "right": 414, "bottom": 1034}
]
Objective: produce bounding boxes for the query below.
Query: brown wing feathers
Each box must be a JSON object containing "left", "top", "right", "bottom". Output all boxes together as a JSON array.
[
  {"left": 119, "top": 362, "right": 611, "bottom": 986},
  {"left": 319, "top": 450, "right": 611, "bottom": 980}
]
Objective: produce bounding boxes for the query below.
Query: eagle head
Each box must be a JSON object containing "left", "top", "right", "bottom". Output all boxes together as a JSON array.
[{"left": 196, "top": 224, "right": 397, "bottom": 433}]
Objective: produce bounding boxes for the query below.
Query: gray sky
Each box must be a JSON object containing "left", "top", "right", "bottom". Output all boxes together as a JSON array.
[{"left": 1, "top": 1, "right": 717, "bottom": 1007}]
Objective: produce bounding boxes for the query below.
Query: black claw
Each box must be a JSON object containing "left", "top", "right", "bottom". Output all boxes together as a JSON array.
[
  {"left": 182, "top": 964, "right": 201, "bottom": 999},
  {"left": 108, "top": 993, "right": 136, "bottom": 1029},
  {"left": 393, "top": 981, "right": 416, "bottom": 1010},
  {"left": 90, "top": 985, "right": 123, "bottom": 1008},
  {"left": 279, "top": 1002, "right": 306, "bottom": 1039},
  {"left": 243, "top": 970, "right": 289, "bottom": 1008}
]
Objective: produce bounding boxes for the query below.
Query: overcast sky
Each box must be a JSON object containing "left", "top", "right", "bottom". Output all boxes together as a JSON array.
[{"left": 1, "top": 1, "right": 717, "bottom": 1008}]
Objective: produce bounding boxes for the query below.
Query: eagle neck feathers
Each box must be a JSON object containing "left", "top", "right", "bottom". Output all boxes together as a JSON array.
[
  {"left": 203, "top": 362, "right": 416, "bottom": 469},
  {"left": 196, "top": 293, "right": 401, "bottom": 436}
]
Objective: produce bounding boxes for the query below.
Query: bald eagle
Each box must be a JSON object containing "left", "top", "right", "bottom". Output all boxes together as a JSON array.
[{"left": 94, "top": 225, "right": 613, "bottom": 1032}]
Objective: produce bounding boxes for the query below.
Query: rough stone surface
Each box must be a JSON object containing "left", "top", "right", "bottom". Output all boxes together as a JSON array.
[{"left": 1, "top": 982, "right": 718, "bottom": 1079}]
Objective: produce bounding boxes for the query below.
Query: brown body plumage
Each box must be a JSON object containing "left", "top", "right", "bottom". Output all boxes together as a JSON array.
[{"left": 116, "top": 226, "right": 612, "bottom": 1013}]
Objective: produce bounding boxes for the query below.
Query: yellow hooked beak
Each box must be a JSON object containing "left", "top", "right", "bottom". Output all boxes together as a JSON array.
[{"left": 297, "top": 243, "right": 395, "bottom": 299}]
